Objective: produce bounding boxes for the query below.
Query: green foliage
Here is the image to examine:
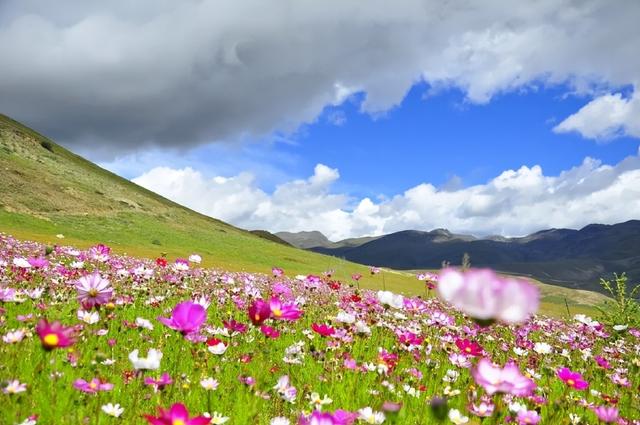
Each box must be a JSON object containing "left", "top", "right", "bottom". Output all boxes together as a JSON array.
[
  {"left": 39, "top": 140, "right": 54, "bottom": 152},
  {"left": 597, "top": 273, "right": 640, "bottom": 326}
]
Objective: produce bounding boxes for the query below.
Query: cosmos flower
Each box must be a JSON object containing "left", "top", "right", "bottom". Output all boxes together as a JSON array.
[
  {"left": 188, "top": 254, "right": 202, "bottom": 264},
  {"left": 35, "top": 319, "right": 75, "bottom": 350},
  {"left": 471, "top": 358, "right": 536, "bottom": 396},
  {"left": 312, "top": 323, "right": 335, "bottom": 337},
  {"left": 77, "top": 309, "right": 100, "bottom": 324},
  {"left": 448, "top": 409, "right": 469, "bottom": 424},
  {"left": 269, "top": 297, "right": 303, "bottom": 321},
  {"left": 272, "top": 267, "right": 284, "bottom": 277},
  {"left": 248, "top": 299, "right": 271, "bottom": 326},
  {"left": 73, "top": 378, "right": 114, "bottom": 393},
  {"left": 102, "top": 403, "right": 124, "bottom": 418},
  {"left": 2, "top": 329, "right": 26, "bottom": 344},
  {"left": 557, "top": 367, "right": 589, "bottom": 390},
  {"left": 144, "top": 403, "right": 211, "bottom": 425},
  {"left": 200, "top": 378, "right": 219, "bottom": 391},
  {"left": 260, "top": 325, "right": 280, "bottom": 339},
  {"left": 75, "top": 273, "right": 113, "bottom": 309},
  {"left": 129, "top": 349, "right": 163, "bottom": 370},
  {"left": 593, "top": 406, "right": 618, "bottom": 423},
  {"left": 437, "top": 268, "right": 538, "bottom": 324},
  {"left": 376, "top": 291, "right": 404, "bottom": 309},
  {"left": 3, "top": 380, "right": 27, "bottom": 394},
  {"left": 158, "top": 301, "right": 207, "bottom": 334},
  {"left": 516, "top": 410, "right": 540, "bottom": 425},
  {"left": 144, "top": 373, "right": 173, "bottom": 392},
  {"left": 357, "top": 407, "right": 385, "bottom": 424},
  {"left": 455, "top": 339, "right": 483, "bottom": 356}
]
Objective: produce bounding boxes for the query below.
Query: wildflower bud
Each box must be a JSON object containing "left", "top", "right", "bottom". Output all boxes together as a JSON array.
[
  {"left": 429, "top": 396, "right": 449, "bottom": 421},
  {"left": 105, "top": 302, "right": 116, "bottom": 310}
]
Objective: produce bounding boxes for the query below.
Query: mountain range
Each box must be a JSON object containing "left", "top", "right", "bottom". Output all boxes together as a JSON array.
[{"left": 277, "top": 222, "right": 640, "bottom": 293}]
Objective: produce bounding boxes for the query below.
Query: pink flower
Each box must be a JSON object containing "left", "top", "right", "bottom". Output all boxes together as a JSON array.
[
  {"left": 27, "top": 257, "right": 48, "bottom": 268},
  {"left": 73, "top": 378, "right": 113, "bottom": 393},
  {"left": 144, "top": 403, "right": 210, "bottom": 425},
  {"left": 260, "top": 325, "right": 280, "bottom": 339},
  {"left": 272, "top": 267, "right": 284, "bottom": 277},
  {"left": 516, "top": 410, "right": 540, "bottom": 425},
  {"left": 437, "top": 268, "right": 539, "bottom": 324},
  {"left": 269, "top": 297, "right": 303, "bottom": 321},
  {"left": 144, "top": 373, "right": 173, "bottom": 392},
  {"left": 158, "top": 301, "right": 207, "bottom": 335},
  {"left": 557, "top": 367, "right": 589, "bottom": 390},
  {"left": 299, "top": 410, "right": 356, "bottom": 425},
  {"left": 471, "top": 358, "right": 536, "bottom": 396},
  {"left": 248, "top": 299, "right": 271, "bottom": 326},
  {"left": 455, "top": 338, "right": 484, "bottom": 356},
  {"left": 75, "top": 273, "right": 112, "bottom": 309},
  {"left": 312, "top": 323, "right": 335, "bottom": 337},
  {"left": 593, "top": 406, "right": 619, "bottom": 423},
  {"left": 35, "top": 319, "right": 75, "bottom": 350},
  {"left": 594, "top": 355, "right": 611, "bottom": 369},
  {"left": 222, "top": 319, "right": 247, "bottom": 334}
]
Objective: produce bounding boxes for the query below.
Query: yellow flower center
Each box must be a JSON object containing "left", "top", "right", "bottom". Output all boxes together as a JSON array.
[
  {"left": 43, "top": 333, "right": 59, "bottom": 347},
  {"left": 273, "top": 308, "right": 282, "bottom": 317},
  {"left": 567, "top": 379, "right": 575, "bottom": 386},
  {"left": 465, "top": 347, "right": 472, "bottom": 353},
  {"left": 173, "top": 420, "right": 185, "bottom": 425},
  {"left": 88, "top": 288, "right": 99, "bottom": 297},
  {"left": 89, "top": 382, "right": 98, "bottom": 389},
  {"left": 254, "top": 313, "right": 261, "bottom": 321}
]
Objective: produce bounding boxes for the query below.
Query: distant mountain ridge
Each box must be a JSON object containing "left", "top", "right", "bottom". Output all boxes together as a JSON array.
[{"left": 279, "top": 221, "right": 640, "bottom": 293}]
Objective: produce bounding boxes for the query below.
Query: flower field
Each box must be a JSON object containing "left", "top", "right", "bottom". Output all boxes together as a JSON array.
[{"left": 0, "top": 233, "right": 638, "bottom": 424}]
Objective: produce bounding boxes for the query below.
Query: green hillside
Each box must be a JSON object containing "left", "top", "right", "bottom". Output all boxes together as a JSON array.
[{"left": 0, "top": 114, "right": 605, "bottom": 316}]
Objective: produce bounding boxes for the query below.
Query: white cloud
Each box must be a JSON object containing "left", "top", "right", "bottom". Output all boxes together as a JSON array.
[
  {"left": 554, "top": 91, "right": 640, "bottom": 140},
  {"left": 1, "top": 0, "right": 639, "bottom": 155},
  {"left": 133, "top": 148, "right": 640, "bottom": 240}
]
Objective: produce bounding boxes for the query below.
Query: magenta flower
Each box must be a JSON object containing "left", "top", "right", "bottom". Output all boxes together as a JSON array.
[
  {"left": 471, "top": 358, "right": 536, "bottom": 396},
  {"left": 35, "top": 319, "right": 76, "bottom": 350},
  {"left": 269, "top": 297, "right": 303, "bottom": 321},
  {"left": 299, "top": 410, "right": 356, "bottom": 425},
  {"left": 594, "top": 355, "right": 611, "bottom": 369},
  {"left": 260, "top": 325, "right": 280, "bottom": 339},
  {"left": 158, "top": 301, "right": 206, "bottom": 335},
  {"left": 73, "top": 378, "right": 113, "bottom": 393},
  {"left": 516, "top": 409, "right": 541, "bottom": 425},
  {"left": 437, "top": 268, "right": 539, "bottom": 324},
  {"left": 593, "top": 406, "right": 619, "bottom": 423},
  {"left": 248, "top": 299, "right": 271, "bottom": 326},
  {"left": 312, "top": 323, "right": 335, "bottom": 337},
  {"left": 144, "top": 373, "right": 173, "bottom": 392},
  {"left": 222, "top": 319, "right": 247, "bottom": 334},
  {"left": 557, "top": 367, "right": 589, "bottom": 390},
  {"left": 144, "top": 403, "right": 210, "bottom": 425},
  {"left": 76, "top": 273, "right": 112, "bottom": 309},
  {"left": 27, "top": 257, "right": 49, "bottom": 268}
]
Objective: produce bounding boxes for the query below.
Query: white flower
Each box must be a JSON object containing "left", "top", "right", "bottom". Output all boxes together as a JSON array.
[
  {"left": 77, "top": 309, "right": 100, "bottom": 324},
  {"left": 189, "top": 254, "right": 202, "bottom": 264},
  {"left": 309, "top": 392, "right": 333, "bottom": 409},
  {"left": 135, "top": 317, "right": 154, "bottom": 330},
  {"left": 207, "top": 412, "right": 229, "bottom": 424},
  {"left": 128, "top": 349, "right": 162, "bottom": 370},
  {"left": 200, "top": 378, "right": 219, "bottom": 391},
  {"left": 56, "top": 234, "right": 65, "bottom": 239},
  {"left": 335, "top": 311, "right": 356, "bottom": 324},
  {"left": 101, "top": 403, "right": 124, "bottom": 418},
  {"left": 12, "top": 258, "right": 31, "bottom": 268},
  {"left": 270, "top": 418, "right": 291, "bottom": 425},
  {"left": 513, "top": 347, "right": 528, "bottom": 356},
  {"left": 376, "top": 291, "right": 404, "bottom": 309},
  {"left": 442, "top": 369, "right": 459, "bottom": 383},
  {"left": 569, "top": 413, "right": 581, "bottom": 424},
  {"left": 508, "top": 402, "right": 526, "bottom": 413},
  {"left": 358, "top": 407, "right": 385, "bottom": 424},
  {"left": 443, "top": 386, "right": 461, "bottom": 397},
  {"left": 207, "top": 342, "right": 227, "bottom": 355},
  {"left": 355, "top": 321, "right": 371, "bottom": 335},
  {"left": 70, "top": 261, "right": 85, "bottom": 269},
  {"left": 533, "top": 342, "right": 552, "bottom": 354},
  {"left": 574, "top": 314, "right": 600, "bottom": 327},
  {"left": 2, "top": 329, "right": 25, "bottom": 344},
  {"left": 3, "top": 380, "right": 27, "bottom": 394},
  {"left": 448, "top": 408, "right": 469, "bottom": 424},
  {"left": 613, "top": 324, "right": 628, "bottom": 331}
]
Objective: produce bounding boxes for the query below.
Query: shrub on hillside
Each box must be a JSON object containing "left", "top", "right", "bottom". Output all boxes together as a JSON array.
[{"left": 597, "top": 273, "right": 640, "bottom": 327}]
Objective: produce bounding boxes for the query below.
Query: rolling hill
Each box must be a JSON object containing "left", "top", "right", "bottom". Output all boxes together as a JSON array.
[
  {"left": 297, "top": 224, "right": 640, "bottom": 293},
  {"left": 0, "top": 113, "right": 608, "bottom": 316},
  {"left": 0, "top": 113, "right": 419, "bottom": 294}
]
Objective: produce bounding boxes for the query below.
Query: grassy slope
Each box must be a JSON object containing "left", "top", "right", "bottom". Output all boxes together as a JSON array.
[{"left": 0, "top": 114, "right": 604, "bottom": 316}]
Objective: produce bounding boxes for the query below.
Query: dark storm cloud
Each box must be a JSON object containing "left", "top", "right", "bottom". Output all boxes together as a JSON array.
[{"left": 0, "top": 0, "right": 639, "bottom": 158}]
